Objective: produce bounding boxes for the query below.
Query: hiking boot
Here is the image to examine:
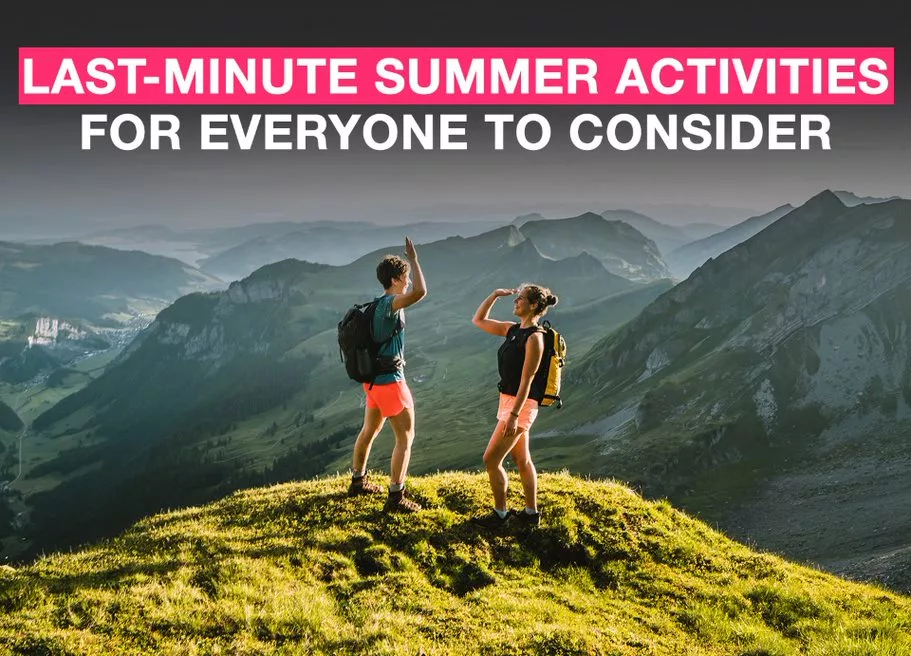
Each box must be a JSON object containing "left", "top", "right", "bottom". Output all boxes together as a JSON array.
[
  {"left": 347, "top": 474, "right": 384, "bottom": 497},
  {"left": 471, "top": 510, "right": 510, "bottom": 530},
  {"left": 507, "top": 509, "right": 541, "bottom": 528},
  {"left": 384, "top": 487, "right": 422, "bottom": 513}
]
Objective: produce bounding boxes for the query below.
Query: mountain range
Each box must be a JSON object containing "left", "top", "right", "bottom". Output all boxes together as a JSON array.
[
  {"left": 0, "top": 241, "right": 224, "bottom": 326},
  {"left": 664, "top": 205, "right": 796, "bottom": 279},
  {"left": 4, "top": 189, "right": 911, "bottom": 597},
  {"left": 600, "top": 209, "right": 725, "bottom": 256},
  {"left": 68, "top": 219, "right": 509, "bottom": 280},
  {"left": 665, "top": 192, "right": 903, "bottom": 280},
  {"left": 517, "top": 213, "right": 670, "bottom": 282},
  {"left": 545, "top": 190, "right": 911, "bottom": 592},
  {"left": 195, "top": 220, "right": 510, "bottom": 281},
  {"left": 63, "top": 208, "right": 731, "bottom": 283}
]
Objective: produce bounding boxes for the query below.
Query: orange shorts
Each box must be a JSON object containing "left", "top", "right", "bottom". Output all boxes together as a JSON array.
[
  {"left": 364, "top": 381, "right": 414, "bottom": 418},
  {"left": 497, "top": 393, "right": 539, "bottom": 430}
]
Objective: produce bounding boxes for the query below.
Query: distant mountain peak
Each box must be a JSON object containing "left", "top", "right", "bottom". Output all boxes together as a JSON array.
[
  {"left": 601, "top": 208, "right": 660, "bottom": 223},
  {"left": 513, "top": 212, "right": 546, "bottom": 226},
  {"left": 833, "top": 190, "right": 903, "bottom": 206},
  {"left": 572, "top": 211, "right": 607, "bottom": 223},
  {"left": 524, "top": 212, "right": 604, "bottom": 228},
  {"left": 243, "top": 258, "right": 329, "bottom": 283},
  {"left": 571, "top": 250, "right": 604, "bottom": 265},
  {"left": 553, "top": 249, "right": 619, "bottom": 276},
  {"left": 806, "top": 188, "right": 845, "bottom": 207},
  {"left": 786, "top": 190, "right": 847, "bottom": 223}
]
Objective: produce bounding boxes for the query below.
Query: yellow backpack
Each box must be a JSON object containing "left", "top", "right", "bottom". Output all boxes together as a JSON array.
[{"left": 537, "top": 320, "right": 567, "bottom": 408}]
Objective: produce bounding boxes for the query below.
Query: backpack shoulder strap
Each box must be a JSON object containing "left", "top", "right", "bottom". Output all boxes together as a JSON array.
[
  {"left": 536, "top": 322, "right": 557, "bottom": 354},
  {"left": 367, "top": 296, "right": 402, "bottom": 347},
  {"left": 364, "top": 298, "right": 379, "bottom": 318},
  {"left": 529, "top": 323, "right": 547, "bottom": 338}
]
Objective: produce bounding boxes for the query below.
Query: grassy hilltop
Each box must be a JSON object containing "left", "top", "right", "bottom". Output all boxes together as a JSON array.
[{"left": 1, "top": 472, "right": 909, "bottom": 656}]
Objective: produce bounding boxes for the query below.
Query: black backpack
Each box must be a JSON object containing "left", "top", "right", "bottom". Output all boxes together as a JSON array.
[{"left": 338, "top": 298, "right": 403, "bottom": 385}]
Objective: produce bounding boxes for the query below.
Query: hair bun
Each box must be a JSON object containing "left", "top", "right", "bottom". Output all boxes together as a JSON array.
[{"left": 546, "top": 294, "right": 558, "bottom": 307}]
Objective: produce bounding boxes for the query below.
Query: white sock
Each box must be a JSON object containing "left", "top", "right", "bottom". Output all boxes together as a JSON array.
[
  {"left": 494, "top": 508, "right": 508, "bottom": 519},
  {"left": 525, "top": 507, "right": 538, "bottom": 515},
  {"left": 389, "top": 483, "right": 404, "bottom": 493},
  {"left": 352, "top": 470, "right": 365, "bottom": 479}
]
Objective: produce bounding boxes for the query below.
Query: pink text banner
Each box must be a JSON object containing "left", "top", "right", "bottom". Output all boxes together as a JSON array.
[{"left": 19, "top": 47, "right": 895, "bottom": 105}]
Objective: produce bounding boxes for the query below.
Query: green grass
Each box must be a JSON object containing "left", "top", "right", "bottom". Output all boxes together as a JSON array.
[
  {"left": 1, "top": 471, "right": 908, "bottom": 655},
  {"left": 0, "top": 320, "right": 27, "bottom": 343}
]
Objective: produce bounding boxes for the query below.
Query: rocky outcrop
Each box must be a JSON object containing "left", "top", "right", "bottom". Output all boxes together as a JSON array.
[
  {"left": 27, "top": 318, "right": 87, "bottom": 347},
  {"left": 225, "top": 276, "right": 288, "bottom": 304}
]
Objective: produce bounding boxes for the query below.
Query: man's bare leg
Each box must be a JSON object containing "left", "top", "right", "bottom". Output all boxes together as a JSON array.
[
  {"left": 348, "top": 405, "right": 386, "bottom": 496},
  {"left": 384, "top": 406, "right": 421, "bottom": 511}
]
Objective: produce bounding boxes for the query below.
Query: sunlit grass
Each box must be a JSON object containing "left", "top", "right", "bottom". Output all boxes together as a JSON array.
[{"left": 1, "top": 471, "right": 908, "bottom": 655}]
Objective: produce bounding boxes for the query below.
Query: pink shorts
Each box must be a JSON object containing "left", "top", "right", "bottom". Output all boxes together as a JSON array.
[
  {"left": 497, "top": 393, "right": 539, "bottom": 430},
  {"left": 364, "top": 381, "right": 414, "bottom": 418}
]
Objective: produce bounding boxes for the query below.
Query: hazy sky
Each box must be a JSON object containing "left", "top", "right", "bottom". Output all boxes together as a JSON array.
[{"left": 3, "top": 9, "right": 908, "bottom": 236}]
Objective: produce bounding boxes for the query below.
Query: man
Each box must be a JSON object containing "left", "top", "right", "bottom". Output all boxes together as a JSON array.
[{"left": 348, "top": 236, "right": 427, "bottom": 512}]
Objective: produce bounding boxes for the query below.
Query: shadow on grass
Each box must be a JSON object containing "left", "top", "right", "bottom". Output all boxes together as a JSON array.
[{"left": 247, "top": 485, "right": 643, "bottom": 599}]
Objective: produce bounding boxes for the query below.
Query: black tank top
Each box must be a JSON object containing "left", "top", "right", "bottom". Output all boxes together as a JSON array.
[{"left": 497, "top": 323, "right": 546, "bottom": 400}]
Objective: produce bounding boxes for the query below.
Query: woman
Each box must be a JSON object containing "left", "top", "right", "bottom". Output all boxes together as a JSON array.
[{"left": 470, "top": 283, "right": 559, "bottom": 529}]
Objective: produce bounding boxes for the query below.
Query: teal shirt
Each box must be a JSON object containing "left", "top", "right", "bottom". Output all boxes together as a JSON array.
[{"left": 371, "top": 293, "right": 405, "bottom": 384}]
